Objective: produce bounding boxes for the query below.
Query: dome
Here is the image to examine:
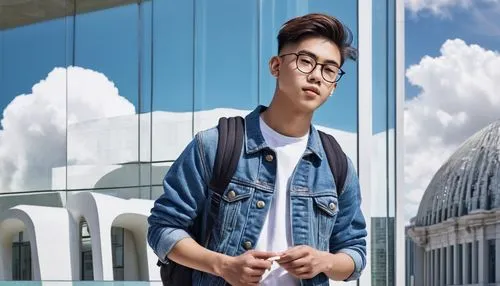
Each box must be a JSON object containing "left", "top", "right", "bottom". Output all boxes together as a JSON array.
[{"left": 415, "top": 120, "right": 500, "bottom": 226}]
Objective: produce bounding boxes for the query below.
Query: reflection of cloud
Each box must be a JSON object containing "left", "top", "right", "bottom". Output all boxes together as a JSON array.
[
  {"left": 404, "top": 39, "right": 500, "bottom": 221},
  {"left": 0, "top": 66, "right": 135, "bottom": 192}
]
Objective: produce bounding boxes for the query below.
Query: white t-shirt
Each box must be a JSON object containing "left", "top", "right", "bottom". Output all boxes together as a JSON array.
[{"left": 255, "top": 116, "right": 309, "bottom": 286}]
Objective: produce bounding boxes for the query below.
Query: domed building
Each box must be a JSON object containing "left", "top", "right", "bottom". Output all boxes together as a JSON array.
[{"left": 407, "top": 120, "right": 500, "bottom": 286}]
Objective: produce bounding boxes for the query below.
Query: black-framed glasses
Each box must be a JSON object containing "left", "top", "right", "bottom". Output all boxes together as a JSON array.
[{"left": 279, "top": 52, "right": 345, "bottom": 83}]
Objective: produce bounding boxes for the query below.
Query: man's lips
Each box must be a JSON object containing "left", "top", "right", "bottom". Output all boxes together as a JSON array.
[{"left": 302, "top": 86, "right": 320, "bottom": 95}]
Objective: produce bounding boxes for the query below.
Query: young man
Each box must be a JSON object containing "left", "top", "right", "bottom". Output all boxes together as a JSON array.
[{"left": 148, "top": 13, "right": 367, "bottom": 286}]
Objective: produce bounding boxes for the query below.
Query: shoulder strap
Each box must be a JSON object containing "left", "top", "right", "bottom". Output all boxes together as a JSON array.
[
  {"left": 318, "top": 130, "right": 348, "bottom": 196},
  {"left": 209, "top": 116, "right": 245, "bottom": 194}
]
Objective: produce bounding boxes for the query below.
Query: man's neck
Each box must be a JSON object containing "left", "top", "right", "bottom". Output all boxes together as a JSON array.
[{"left": 261, "top": 95, "right": 312, "bottom": 138}]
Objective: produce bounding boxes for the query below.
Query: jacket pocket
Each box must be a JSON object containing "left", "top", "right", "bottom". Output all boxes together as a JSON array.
[
  {"left": 210, "top": 181, "right": 253, "bottom": 253},
  {"left": 312, "top": 195, "right": 339, "bottom": 250}
]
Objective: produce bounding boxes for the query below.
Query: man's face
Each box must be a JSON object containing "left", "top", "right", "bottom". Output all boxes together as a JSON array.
[{"left": 270, "top": 36, "right": 342, "bottom": 113}]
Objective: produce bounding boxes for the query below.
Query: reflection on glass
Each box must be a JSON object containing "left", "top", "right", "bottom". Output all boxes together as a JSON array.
[
  {"left": 81, "top": 220, "right": 93, "bottom": 280},
  {"left": 67, "top": 2, "right": 141, "bottom": 190},
  {"left": 0, "top": 1, "right": 68, "bottom": 193},
  {"left": 193, "top": 0, "right": 259, "bottom": 133},
  {"left": 111, "top": 227, "right": 124, "bottom": 280},
  {"left": 11, "top": 232, "right": 31, "bottom": 280},
  {"left": 151, "top": 0, "right": 195, "bottom": 162}
]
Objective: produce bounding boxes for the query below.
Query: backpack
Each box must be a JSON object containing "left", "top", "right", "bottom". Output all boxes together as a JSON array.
[{"left": 157, "top": 116, "right": 348, "bottom": 285}]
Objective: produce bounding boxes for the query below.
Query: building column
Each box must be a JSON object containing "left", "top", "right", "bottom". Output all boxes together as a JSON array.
[
  {"left": 435, "top": 249, "right": 440, "bottom": 286},
  {"left": 454, "top": 244, "right": 460, "bottom": 285},
  {"left": 463, "top": 243, "right": 470, "bottom": 284},
  {"left": 446, "top": 245, "right": 453, "bottom": 285},
  {"left": 415, "top": 246, "right": 425, "bottom": 286},
  {"left": 496, "top": 238, "right": 500, "bottom": 283},
  {"left": 427, "top": 250, "right": 432, "bottom": 286},
  {"left": 440, "top": 248, "right": 445, "bottom": 286},
  {"left": 478, "top": 238, "right": 489, "bottom": 283},
  {"left": 472, "top": 240, "right": 478, "bottom": 283}
]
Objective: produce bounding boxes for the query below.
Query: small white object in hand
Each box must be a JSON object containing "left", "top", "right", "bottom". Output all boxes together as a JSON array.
[{"left": 267, "top": 256, "right": 281, "bottom": 262}]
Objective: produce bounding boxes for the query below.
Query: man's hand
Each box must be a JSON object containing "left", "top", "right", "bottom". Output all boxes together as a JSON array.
[
  {"left": 217, "top": 250, "right": 277, "bottom": 286},
  {"left": 277, "top": 245, "right": 328, "bottom": 280}
]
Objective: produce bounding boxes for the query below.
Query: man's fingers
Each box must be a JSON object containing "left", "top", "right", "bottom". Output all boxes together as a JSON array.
[
  {"left": 285, "top": 257, "right": 308, "bottom": 269},
  {"left": 249, "top": 250, "right": 280, "bottom": 259},
  {"left": 278, "top": 247, "right": 307, "bottom": 263},
  {"left": 248, "top": 257, "right": 272, "bottom": 270},
  {"left": 243, "top": 266, "right": 266, "bottom": 277}
]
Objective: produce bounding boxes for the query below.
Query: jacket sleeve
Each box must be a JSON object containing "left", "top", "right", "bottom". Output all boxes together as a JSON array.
[
  {"left": 329, "top": 157, "right": 367, "bottom": 281},
  {"left": 147, "top": 134, "right": 210, "bottom": 262}
]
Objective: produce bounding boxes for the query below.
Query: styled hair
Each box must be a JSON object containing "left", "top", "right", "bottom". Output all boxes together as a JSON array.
[{"left": 277, "top": 13, "right": 357, "bottom": 66}]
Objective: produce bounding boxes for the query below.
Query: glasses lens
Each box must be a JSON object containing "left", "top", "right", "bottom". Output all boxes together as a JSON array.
[
  {"left": 296, "top": 54, "right": 315, "bottom": 73},
  {"left": 322, "top": 65, "right": 340, "bottom": 83}
]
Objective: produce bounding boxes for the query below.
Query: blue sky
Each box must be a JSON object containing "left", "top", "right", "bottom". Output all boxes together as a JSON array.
[{"left": 405, "top": 1, "right": 500, "bottom": 99}]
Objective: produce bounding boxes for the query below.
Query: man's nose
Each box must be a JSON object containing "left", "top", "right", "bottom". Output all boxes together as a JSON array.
[{"left": 307, "top": 65, "right": 322, "bottom": 83}]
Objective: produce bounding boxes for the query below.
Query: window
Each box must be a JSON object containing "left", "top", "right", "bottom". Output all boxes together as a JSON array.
[
  {"left": 489, "top": 240, "right": 496, "bottom": 283},
  {"left": 111, "top": 227, "right": 124, "bottom": 280},
  {"left": 11, "top": 232, "right": 31, "bottom": 280},
  {"left": 81, "top": 220, "right": 93, "bottom": 280}
]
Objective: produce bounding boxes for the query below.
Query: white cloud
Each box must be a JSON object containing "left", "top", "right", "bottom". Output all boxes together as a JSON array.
[
  {"left": 405, "top": 0, "right": 472, "bottom": 17},
  {"left": 405, "top": 0, "right": 500, "bottom": 18},
  {"left": 0, "top": 66, "right": 135, "bottom": 192},
  {"left": 404, "top": 39, "right": 500, "bottom": 221}
]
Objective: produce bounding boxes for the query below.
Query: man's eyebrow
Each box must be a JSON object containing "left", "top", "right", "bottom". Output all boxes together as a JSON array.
[{"left": 297, "top": 50, "right": 340, "bottom": 67}]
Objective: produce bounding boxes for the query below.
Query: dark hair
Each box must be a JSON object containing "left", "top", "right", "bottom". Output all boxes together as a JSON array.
[{"left": 277, "top": 13, "right": 357, "bottom": 66}]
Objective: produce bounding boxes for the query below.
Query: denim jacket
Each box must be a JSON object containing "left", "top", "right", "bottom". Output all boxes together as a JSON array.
[{"left": 148, "top": 105, "right": 367, "bottom": 285}]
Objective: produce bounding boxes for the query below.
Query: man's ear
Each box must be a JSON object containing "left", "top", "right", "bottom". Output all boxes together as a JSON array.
[
  {"left": 269, "top": 56, "right": 280, "bottom": 77},
  {"left": 329, "top": 83, "right": 338, "bottom": 97}
]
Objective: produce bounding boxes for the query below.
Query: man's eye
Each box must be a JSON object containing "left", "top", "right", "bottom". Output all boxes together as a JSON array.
[
  {"left": 300, "top": 58, "right": 313, "bottom": 65},
  {"left": 324, "top": 66, "right": 338, "bottom": 74}
]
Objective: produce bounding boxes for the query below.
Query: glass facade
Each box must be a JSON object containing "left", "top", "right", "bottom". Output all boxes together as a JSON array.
[
  {"left": 0, "top": 0, "right": 403, "bottom": 284},
  {"left": 371, "top": 0, "right": 397, "bottom": 285}
]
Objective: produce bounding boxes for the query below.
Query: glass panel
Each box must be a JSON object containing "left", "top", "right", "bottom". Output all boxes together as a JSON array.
[
  {"left": 82, "top": 251, "right": 94, "bottom": 281},
  {"left": 139, "top": 0, "right": 153, "bottom": 188},
  {"left": 0, "top": 1, "right": 69, "bottom": 193},
  {"left": 20, "top": 242, "right": 31, "bottom": 280},
  {"left": 111, "top": 227, "right": 124, "bottom": 280},
  {"left": 151, "top": 0, "right": 195, "bottom": 162},
  {"left": 67, "top": 1, "right": 140, "bottom": 190},
  {"left": 193, "top": 0, "right": 259, "bottom": 133},
  {"left": 80, "top": 220, "right": 93, "bottom": 280},
  {"left": 12, "top": 243, "right": 20, "bottom": 280},
  {"left": 372, "top": 0, "right": 396, "bottom": 284}
]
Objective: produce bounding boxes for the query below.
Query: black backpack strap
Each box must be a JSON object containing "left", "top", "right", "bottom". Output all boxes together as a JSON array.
[
  {"left": 318, "top": 130, "right": 348, "bottom": 196},
  {"left": 205, "top": 116, "right": 244, "bottom": 243},
  {"left": 209, "top": 116, "right": 245, "bottom": 193}
]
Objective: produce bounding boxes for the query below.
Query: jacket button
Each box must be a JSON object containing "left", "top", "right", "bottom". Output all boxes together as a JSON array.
[
  {"left": 265, "top": 154, "right": 274, "bottom": 162},
  {"left": 227, "top": 190, "right": 236, "bottom": 200},
  {"left": 329, "top": 202, "right": 336, "bottom": 211},
  {"left": 243, "top": 241, "right": 253, "bottom": 250},
  {"left": 256, "top": 201, "right": 265, "bottom": 208}
]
